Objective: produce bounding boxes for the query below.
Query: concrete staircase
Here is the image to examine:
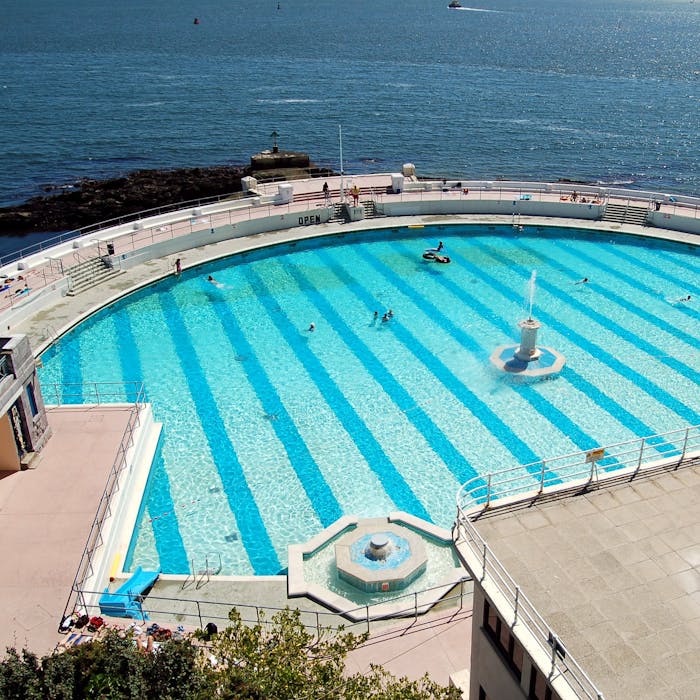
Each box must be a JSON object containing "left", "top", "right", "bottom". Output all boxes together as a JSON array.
[
  {"left": 328, "top": 203, "right": 348, "bottom": 223},
  {"left": 362, "top": 199, "right": 380, "bottom": 218},
  {"left": 602, "top": 202, "right": 648, "bottom": 226},
  {"left": 66, "top": 256, "right": 123, "bottom": 296}
]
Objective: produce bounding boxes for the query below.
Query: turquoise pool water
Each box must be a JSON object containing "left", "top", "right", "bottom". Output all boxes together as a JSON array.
[{"left": 38, "top": 225, "right": 700, "bottom": 576}]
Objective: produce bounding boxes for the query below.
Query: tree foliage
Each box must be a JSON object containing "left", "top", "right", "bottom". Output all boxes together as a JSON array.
[{"left": 0, "top": 607, "right": 462, "bottom": 700}]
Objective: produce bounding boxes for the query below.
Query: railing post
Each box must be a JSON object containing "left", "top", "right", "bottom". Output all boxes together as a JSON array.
[
  {"left": 550, "top": 633, "right": 558, "bottom": 675},
  {"left": 316, "top": 611, "right": 321, "bottom": 639},
  {"left": 196, "top": 600, "right": 203, "bottom": 629},
  {"left": 513, "top": 586, "right": 520, "bottom": 626},
  {"left": 414, "top": 591, "right": 418, "bottom": 622},
  {"left": 366, "top": 605, "right": 370, "bottom": 635},
  {"left": 486, "top": 474, "right": 492, "bottom": 508},
  {"left": 538, "top": 460, "right": 546, "bottom": 493},
  {"left": 482, "top": 543, "right": 487, "bottom": 580},
  {"left": 636, "top": 437, "right": 646, "bottom": 471},
  {"left": 680, "top": 427, "right": 689, "bottom": 463}
]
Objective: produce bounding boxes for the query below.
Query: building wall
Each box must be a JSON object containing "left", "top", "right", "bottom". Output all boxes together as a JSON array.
[
  {"left": 469, "top": 585, "right": 566, "bottom": 700},
  {"left": 0, "top": 335, "right": 52, "bottom": 467}
]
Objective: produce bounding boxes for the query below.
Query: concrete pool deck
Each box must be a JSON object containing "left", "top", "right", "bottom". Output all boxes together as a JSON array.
[{"left": 11, "top": 210, "right": 698, "bottom": 352}]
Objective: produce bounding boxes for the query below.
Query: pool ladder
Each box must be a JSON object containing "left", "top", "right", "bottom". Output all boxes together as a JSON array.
[{"left": 182, "top": 552, "right": 222, "bottom": 590}]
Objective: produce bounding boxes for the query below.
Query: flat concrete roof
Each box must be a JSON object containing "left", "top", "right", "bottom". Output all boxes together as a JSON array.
[
  {"left": 470, "top": 462, "right": 700, "bottom": 700},
  {"left": 0, "top": 405, "right": 135, "bottom": 656}
]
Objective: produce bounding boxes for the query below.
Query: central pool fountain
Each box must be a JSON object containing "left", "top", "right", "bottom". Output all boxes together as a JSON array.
[{"left": 491, "top": 270, "right": 566, "bottom": 378}]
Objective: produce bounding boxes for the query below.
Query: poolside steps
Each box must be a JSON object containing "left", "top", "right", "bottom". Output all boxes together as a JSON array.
[
  {"left": 66, "top": 256, "right": 124, "bottom": 296},
  {"left": 328, "top": 203, "right": 348, "bottom": 223},
  {"left": 363, "top": 199, "right": 380, "bottom": 218},
  {"left": 602, "top": 202, "right": 648, "bottom": 226}
]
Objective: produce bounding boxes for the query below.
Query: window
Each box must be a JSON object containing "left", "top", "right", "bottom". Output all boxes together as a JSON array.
[
  {"left": 482, "top": 599, "right": 523, "bottom": 680},
  {"left": 26, "top": 383, "right": 38, "bottom": 417},
  {"left": 529, "top": 667, "right": 562, "bottom": 700}
]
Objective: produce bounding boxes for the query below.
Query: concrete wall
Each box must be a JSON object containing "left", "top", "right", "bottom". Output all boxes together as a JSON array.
[
  {"left": 648, "top": 210, "right": 700, "bottom": 236},
  {"left": 115, "top": 207, "right": 332, "bottom": 271},
  {"left": 0, "top": 335, "right": 52, "bottom": 463},
  {"left": 379, "top": 198, "right": 603, "bottom": 220},
  {"left": 469, "top": 586, "right": 527, "bottom": 700}
]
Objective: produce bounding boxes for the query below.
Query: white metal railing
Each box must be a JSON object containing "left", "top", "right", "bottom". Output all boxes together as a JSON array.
[
  {"left": 3, "top": 178, "right": 699, "bottom": 318},
  {"left": 454, "top": 424, "right": 700, "bottom": 700},
  {"left": 57, "top": 382, "right": 147, "bottom": 626},
  {"left": 457, "top": 424, "right": 700, "bottom": 512},
  {"left": 42, "top": 380, "right": 148, "bottom": 406},
  {"left": 69, "top": 576, "right": 472, "bottom": 638},
  {"left": 454, "top": 514, "right": 604, "bottom": 700}
]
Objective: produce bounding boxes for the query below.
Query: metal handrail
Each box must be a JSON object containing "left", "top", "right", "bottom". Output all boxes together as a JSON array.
[
  {"left": 455, "top": 514, "right": 604, "bottom": 700},
  {"left": 42, "top": 380, "right": 148, "bottom": 406},
  {"left": 54, "top": 382, "right": 147, "bottom": 626},
  {"left": 5, "top": 178, "right": 700, "bottom": 271},
  {"left": 68, "top": 576, "right": 472, "bottom": 638},
  {"left": 454, "top": 424, "right": 700, "bottom": 700},
  {"left": 457, "top": 424, "right": 700, "bottom": 513}
]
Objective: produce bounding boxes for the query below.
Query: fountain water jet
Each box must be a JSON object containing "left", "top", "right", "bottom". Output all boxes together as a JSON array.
[{"left": 490, "top": 270, "right": 565, "bottom": 378}]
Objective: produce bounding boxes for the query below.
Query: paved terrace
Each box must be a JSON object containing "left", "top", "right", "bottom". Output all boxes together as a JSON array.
[
  {"left": 0, "top": 405, "right": 135, "bottom": 655},
  {"left": 469, "top": 463, "right": 700, "bottom": 700}
]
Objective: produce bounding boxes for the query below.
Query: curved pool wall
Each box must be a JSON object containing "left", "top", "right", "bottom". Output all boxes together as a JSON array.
[{"left": 35, "top": 221, "right": 700, "bottom": 577}]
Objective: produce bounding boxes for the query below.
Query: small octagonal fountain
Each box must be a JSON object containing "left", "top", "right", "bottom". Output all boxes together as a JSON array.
[
  {"left": 335, "top": 524, "right": 427, "bottom": 593},
  {"left": 287, "top": 513, "right": 468, "bottom": 621}
]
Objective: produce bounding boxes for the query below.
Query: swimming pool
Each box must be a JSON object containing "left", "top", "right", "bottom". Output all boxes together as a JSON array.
[{"left": 38, "top": 225, "right": 700, "bottom": 576}]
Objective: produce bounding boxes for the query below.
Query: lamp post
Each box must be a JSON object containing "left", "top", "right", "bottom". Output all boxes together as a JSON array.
[
  {"left": 270, "top": 130, "right": 279, "bottom": 154},
  {"left": 339, "top": 124, "right": 345, "bottom": 202}
]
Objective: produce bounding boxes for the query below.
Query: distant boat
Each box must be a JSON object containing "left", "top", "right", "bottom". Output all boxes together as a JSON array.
[{"left": 448, "top": 0, "right": 463, "bottom": 7}]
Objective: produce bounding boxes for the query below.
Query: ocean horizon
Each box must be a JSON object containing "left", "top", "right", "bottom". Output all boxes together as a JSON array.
[{"left": 2, "top": 0, "right": 700, "bottom": 210}]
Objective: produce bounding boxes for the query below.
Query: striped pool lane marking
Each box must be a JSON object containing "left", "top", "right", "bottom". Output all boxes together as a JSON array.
[
  {"left": 284, "top": 257, "right": 479, "bottom": 487},
  {"left": 134, "top": 447, "right": 190, "bottom": 573},
  {"left": 243, "top": 266, "right": 433, "bottom": 522},
  {"left": 113, "top": 308, "right": 190, "bottom": 571},
  {"left": 608, "top": 243, "right": 700, "bottom": 294},
  {"left": 336, "top": 246, "right": 562, "bottom": 482},
  {"left": 57, "top": 333, "right": 84, "bottom": 403},
  {"left": 201, "top": 284, "right": 342, "bottom": 529},
  {"left": 575, "top": 242, "right": 700, "bottom": 323},
  {"left": 433, "top": 243, "right": 688, "bottom": 456},
  {"left": 389, "top": 241, "right": 613, "bottom": 456},
  {"left": 529, "top": 239, "right": 700, "bottom": 371},
  {"left": 159, "top": 291, "right": 281, "bottom": 575},
  {"left": 481, "top": 242, "right": 700, "bottom": 425}
]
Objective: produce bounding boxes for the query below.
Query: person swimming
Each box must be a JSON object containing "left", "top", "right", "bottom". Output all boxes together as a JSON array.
[
  {"left": 207, "top": 275, "right": 223, "bottom": 287},
  {"left": 675, "top": 295, "right": 691, "bottom": 303},
  {"left": 308, "top": 322, "right": 316, "bottom": 332},
  {"left": 575, "top": 277, "right": 589, "bottom": 284}
]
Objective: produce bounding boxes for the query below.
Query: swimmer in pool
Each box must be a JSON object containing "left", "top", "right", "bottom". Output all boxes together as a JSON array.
[
  {"left": 308, "top": 322, "right": 316, "bottom": 332},
  {"left": 575, "top": 277, "right": 589, "bottom": 285},
  {"left": 207, "top": 275, "right": 223, "bottom": 287}
]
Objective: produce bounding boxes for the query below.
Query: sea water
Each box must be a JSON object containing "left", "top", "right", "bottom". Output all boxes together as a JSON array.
[{"left": 2, "top": 0, "right": 700, "bottom": 208}]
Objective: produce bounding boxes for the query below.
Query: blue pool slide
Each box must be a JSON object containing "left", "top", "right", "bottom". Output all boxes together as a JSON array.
[{"left": 99, "top": 566, "right": 160, "bottom": 619}]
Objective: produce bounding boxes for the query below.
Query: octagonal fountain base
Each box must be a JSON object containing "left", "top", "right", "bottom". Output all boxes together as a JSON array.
[
  {"left": 335, "top": 524, "right": 427, "bottom": 593},
  {"left": 287, "top": 513, "right": 468, "bottom": 622}
]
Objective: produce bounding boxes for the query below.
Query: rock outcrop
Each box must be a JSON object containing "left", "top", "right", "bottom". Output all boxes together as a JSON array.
[{"left": 0, "top": 153, "right": 334, "bottom": 236}]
